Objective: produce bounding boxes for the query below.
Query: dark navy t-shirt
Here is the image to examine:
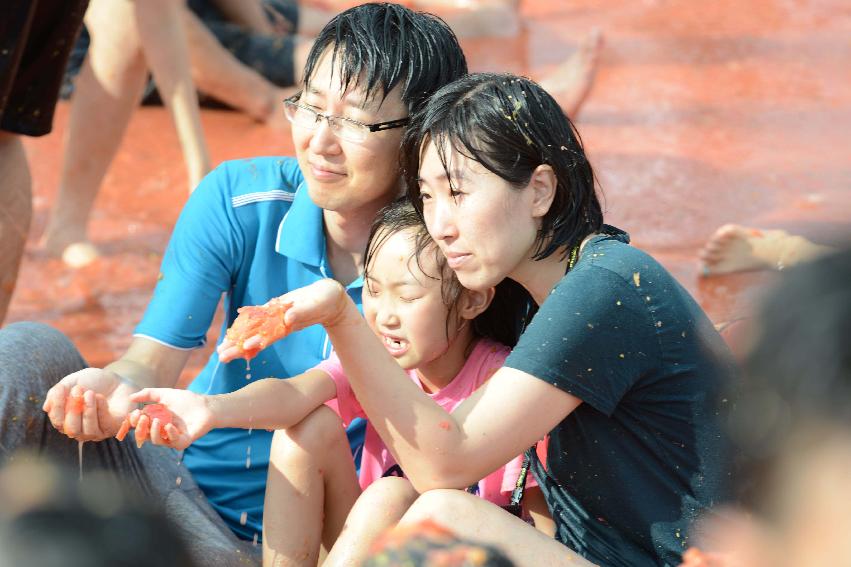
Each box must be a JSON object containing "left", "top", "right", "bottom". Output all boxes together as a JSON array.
[{"left": 505, "top": 227, "right": 734, "bottom": 567}]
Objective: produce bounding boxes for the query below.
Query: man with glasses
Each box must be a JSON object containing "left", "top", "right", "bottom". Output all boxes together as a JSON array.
[{"left": 1, "top": 4, "right": 466, "bottom": 566}]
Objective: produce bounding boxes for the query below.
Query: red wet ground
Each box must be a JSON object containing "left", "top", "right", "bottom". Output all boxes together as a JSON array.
[{"left": 9, "top": 0, "right": 851, "bottom": 380}]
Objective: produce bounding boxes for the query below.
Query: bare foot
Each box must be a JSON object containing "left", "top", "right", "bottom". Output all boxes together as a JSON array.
[
  {"left": 42, "top": 227, "right": 101, "bottom": 269},
  {"left": 537, "top": 28, "right": 604, "bottom": 118},
  {"left": 699, "top": 224, "right": 831, "bottom": 277},
  {"left": 61, "top": 242, "right": 101, "bottom": 269}
]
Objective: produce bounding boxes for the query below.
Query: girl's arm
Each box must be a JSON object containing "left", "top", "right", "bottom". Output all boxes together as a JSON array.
[
  {"left": 129, "top": 368, "right": 336, "bottom": 449},
  {"left": 223, "top": 280, "right": 582, "bottom": 492}
]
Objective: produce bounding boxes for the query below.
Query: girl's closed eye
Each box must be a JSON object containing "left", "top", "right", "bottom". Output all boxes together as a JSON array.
[{"left": 365, "top": 280, "right": 381, "bottom": 297}]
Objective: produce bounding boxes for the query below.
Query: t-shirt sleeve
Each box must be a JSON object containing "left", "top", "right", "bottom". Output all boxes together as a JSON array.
[
  {"left": 134, "top": 163, "right": 245, "bottom": 349},
  {"left": 316, "top": 352, "right": 366, "bottom": 426},
  {"left": 505, "top": 264, "right": 660, "bottom": 416}
]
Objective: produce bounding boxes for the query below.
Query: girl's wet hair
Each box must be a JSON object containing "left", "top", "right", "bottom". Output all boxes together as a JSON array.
[
  {"left": 302, "top": 3, "right": 467, "bottom": 115},
  {"left": 365, "top": 199, "right": 533, "bottom": 347},
  {"left": 402, "top": 73, "right": 603, "bottom": 260}
]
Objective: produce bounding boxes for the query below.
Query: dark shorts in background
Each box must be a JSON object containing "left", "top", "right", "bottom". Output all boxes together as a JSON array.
[
  {"left": 188, "top": 0, "right": 300, "bottom": 88},
  {"left": 0, "top": 0, "right": 88, "bottom": 137},
  {"left": 61, "top": 0, "right": 299, "bottom": 104}
]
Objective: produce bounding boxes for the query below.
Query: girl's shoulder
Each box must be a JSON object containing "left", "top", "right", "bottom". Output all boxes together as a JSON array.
[{"left": 470, "top": 337, "right": 511, "bottom": 364}]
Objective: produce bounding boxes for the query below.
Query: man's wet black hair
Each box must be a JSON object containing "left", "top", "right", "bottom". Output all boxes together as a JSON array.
[
  {"left": 301, "top": 3, "right": 468, "bottom": 114},
  {"left": 364, "top": 198, "right": 533, "bottom": 348},
  {"left": 403, "top": 73, "right": 603, "bottom": 260}
]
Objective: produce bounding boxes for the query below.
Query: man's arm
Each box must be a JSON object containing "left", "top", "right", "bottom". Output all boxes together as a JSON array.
[{"left": 107, "top": 336, "right": 194, "bottom": 390}]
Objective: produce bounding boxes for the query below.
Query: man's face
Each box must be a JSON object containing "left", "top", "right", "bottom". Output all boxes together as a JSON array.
[{"left": 292, "top": 49, "right": 409, "bottom": 215}]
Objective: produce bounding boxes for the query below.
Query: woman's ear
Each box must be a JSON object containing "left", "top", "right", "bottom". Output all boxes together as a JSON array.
[
  {"left": 459, "top": 286, "right": 496, "bottom": 320},
  {"left": 528, "top": 164, "right": 557, "bottom": 219}
]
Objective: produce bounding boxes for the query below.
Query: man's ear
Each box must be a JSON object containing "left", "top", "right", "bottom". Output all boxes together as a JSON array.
[
  {"left": 459, "top": 286, "right": 495, "bottom": 320},
  {"left": 528, "top": 164, "right": 557, "bottom": 219}
]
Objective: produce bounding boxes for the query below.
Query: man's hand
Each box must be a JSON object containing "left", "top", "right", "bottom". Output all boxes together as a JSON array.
[{"left": 42, "top": 368, "right": 138, "bottom": 441}]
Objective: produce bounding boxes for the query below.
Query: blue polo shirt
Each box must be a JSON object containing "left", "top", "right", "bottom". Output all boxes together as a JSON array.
[{"left": 135, "top": 156, "right": 365, "bottom": 540}]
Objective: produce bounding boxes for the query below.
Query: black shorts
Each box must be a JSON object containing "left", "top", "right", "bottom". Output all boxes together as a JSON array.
[
  {"left": 0, "top": 0, "right": 88, "bottom": 137},
  {"left": 189, "top": 0, "right": 299, "bottom": 87}
]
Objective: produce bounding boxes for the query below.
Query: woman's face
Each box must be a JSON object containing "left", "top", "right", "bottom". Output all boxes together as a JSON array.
[
  {"left": 417, "top": 142, "right": 540, "bottom": 292},
  {"left": 292, "top": 49, "right": 408, "bottom": 215}
]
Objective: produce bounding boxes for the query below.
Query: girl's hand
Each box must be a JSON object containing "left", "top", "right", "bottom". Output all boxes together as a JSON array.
[
  {"left": 125, "top": 388, "right": 215, "bottom": 450},
  {"left": 218, "top": 279, "right": 348, "bottom": 362}
]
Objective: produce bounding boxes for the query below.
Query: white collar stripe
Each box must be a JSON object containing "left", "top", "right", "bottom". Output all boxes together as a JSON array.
[{"left": 231, "top": 190, "right": 295, "bottom": 208}]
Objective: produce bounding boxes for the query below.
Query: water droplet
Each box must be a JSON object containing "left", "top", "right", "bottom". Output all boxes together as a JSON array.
[
  {"left": 176, "top": 476, "right": 182, "bottom": 486},
  {"left": 78, "top": 440, "right": 85, "bottom": 482},
  {"left": 246, "top": 373, "right": 252, "bottom": 380}
]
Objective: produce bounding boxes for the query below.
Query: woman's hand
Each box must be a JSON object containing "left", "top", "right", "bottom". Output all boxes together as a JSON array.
[{"left": 218, "top": 279, "right": 349, "bottom": 362}]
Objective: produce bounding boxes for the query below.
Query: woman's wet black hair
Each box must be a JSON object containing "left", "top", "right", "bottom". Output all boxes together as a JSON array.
[
  {"left": 364, "top": 199, "right": 533, "bottom": 347},
  {"left": 402, "top": 73, "right": 603, "bottom": 260},
  {"left": 301, "top": 3, "right": 468, "bottom": 115}
]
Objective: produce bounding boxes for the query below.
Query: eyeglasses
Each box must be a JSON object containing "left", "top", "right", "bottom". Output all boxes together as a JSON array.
[{"left": 283, "top": 96, "right": 409, "bottom": 143}]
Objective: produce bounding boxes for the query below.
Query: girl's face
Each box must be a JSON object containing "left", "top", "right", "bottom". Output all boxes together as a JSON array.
[
  {"left": 292, "top": 49, "right": 408, "bottom": 215},
  {"left": 363, "top": 228, "right": 464, "bottom": 372},
  {"left": 417, "top": 142, "right": 541, "bottom": 292}
]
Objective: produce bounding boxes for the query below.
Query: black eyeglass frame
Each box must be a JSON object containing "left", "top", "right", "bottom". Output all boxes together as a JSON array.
[{"left": 283, "top": 95, "right": 409, "bottom": 133}]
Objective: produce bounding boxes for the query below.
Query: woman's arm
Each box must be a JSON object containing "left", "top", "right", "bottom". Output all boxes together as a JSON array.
[
  {"left": 328, "top": 305, "right": 581, "bottom": 491},
  {"left": 225, "top": 280, "right": 582, "bottom": 492}
]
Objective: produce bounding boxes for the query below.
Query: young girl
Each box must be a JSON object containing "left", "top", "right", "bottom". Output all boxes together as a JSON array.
[
  {"left": 215, "top": 73, "right": 736, "bottom": 567},
  {"left": 128, "top": 199, "right": 549, "bottom": 566}
]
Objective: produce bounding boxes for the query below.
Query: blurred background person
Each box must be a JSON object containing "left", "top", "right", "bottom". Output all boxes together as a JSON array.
[
  {"left": 683, "top": 244, "right": 851, "bottom": 567},
  {"left": 41, "top": 0, "right": 211, "bottom": 268},
  {"left": 0, "top": 456, "right": 197, "bottom": 567},
  {"left": 363, "top": 519, "right": 516, "bottom": 567},
  {"left": 0, "top": 0, "right": 88, "bottom": 325}
]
